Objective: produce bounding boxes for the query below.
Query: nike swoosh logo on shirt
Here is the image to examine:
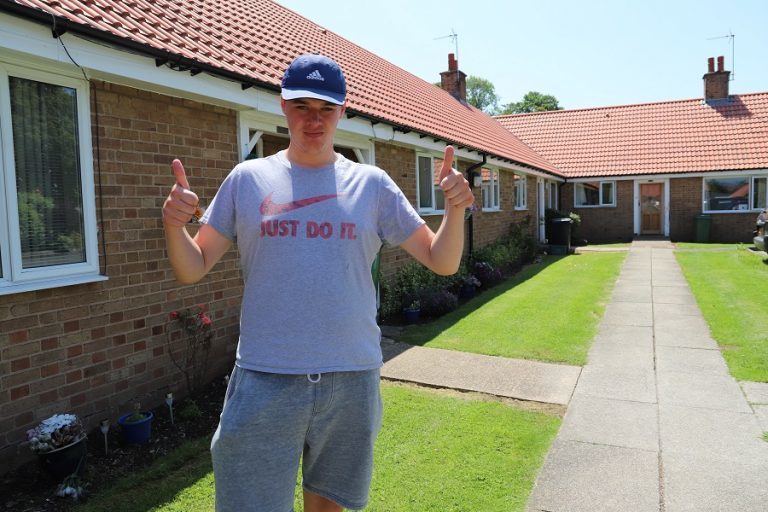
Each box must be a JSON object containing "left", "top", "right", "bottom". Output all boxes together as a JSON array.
[{"left": 260, "top": 192, "right": 339, "bottom": 216}]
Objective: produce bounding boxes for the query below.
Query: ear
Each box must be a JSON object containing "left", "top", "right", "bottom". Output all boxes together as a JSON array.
[
  {"left": 338, "top": 100, "right": 347, "bottom": 118},
  {"left": 280, "top": 97, "right": 287, "bottom": 113}
]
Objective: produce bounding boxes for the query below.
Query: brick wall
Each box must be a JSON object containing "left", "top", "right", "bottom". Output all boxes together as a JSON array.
[
  {"left": 670, "top": 177, "right": 756, "bottom": 242},
  {"left": 473, "top": 172, "right": 536, "bottom": 248},
  {"left": 561, "top": 181, "right": 635, "bottom": 243},
  {"left": 0, "top": 81, "right": 243, "bottom": 471}
]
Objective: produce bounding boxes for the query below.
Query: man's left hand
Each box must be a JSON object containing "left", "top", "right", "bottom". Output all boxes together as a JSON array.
[{"left": 438, "top": 146, "right": 474, "bottom": 210}]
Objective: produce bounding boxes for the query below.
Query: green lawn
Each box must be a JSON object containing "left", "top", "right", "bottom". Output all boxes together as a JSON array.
[
  {"left": 675, "top": 247, "right": 768, "bottom": 382},
  {"left": 77, "top": 383, "right": 560, "bottom": 512},
  {"left": 395, "top": 253, "right": 626, "bottom": 366}
]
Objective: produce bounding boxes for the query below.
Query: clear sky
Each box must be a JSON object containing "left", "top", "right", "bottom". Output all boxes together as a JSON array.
[{"left": 276, "top": 0, "right": 767, "bottom": 111}]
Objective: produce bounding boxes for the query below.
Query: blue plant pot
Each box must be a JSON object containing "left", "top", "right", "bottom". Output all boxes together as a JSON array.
[{"left": 118, "top": 411, "right": 153, "bottom": 445}]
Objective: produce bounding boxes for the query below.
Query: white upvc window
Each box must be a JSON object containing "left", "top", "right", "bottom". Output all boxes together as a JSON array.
[
  {"left": 416, "top": 153, "right": 450, "bottom": 213},
  {"left": 574, "top": 180, "right": 615, "bottom": 207},
  {"left": 0, "top": 64, "right": 101, "bottom": 295},
  {"left": 481, "top": 167, "right": 500, "bottom": 211},
  {"left": 514, "top": 174, "right": 527, "bottom": 210},
  {"left": 752, "top": 176, "right": 767, "bottom": 210},
  {"left": 702, "top": 176, "right": 751, "bottom": 212},
  {"left": 548, "top": 182, "right": 558, "bottom": 209}
]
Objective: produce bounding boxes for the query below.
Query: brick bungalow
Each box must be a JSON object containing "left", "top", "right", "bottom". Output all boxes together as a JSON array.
[
  {"left": 497, "top": 57, "right": 768, "bottom": 244},
  {"left": 0, "top": 0, "right": 563, "bottom": 470}
]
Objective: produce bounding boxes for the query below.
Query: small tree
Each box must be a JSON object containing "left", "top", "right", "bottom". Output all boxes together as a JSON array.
[
  {"left": 466, "top": 76, "right": 501, "bottom": 115},
  {"left": 501, "top": 91, "right": 562, "bottom": 114}
]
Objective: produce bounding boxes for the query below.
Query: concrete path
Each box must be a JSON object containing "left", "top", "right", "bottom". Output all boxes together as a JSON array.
[
  {"left": 527, "top": 240, "right": 768, "bottom": 512},
  {"left": 381, "top": 340, "right": 580, "bottom": 406}
]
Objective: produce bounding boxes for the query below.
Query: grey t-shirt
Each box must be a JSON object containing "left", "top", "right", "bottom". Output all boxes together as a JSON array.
[{"left": 201, "top": 150, "right": 424, "bottom": 373}]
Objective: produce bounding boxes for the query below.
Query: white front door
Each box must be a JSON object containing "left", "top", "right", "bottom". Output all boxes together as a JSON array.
[{"left": 537, "top": 178, "right": 546, "bottom": 242}]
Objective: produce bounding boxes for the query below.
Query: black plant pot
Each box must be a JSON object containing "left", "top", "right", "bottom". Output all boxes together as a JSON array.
[{"left": 38, "top": 437, "right": 87, "bottom": 480}]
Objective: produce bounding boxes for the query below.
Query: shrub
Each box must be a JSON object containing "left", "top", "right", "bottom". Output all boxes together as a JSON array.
[{"left": 417, "top": 287, "right": 459, "bottom": 317}]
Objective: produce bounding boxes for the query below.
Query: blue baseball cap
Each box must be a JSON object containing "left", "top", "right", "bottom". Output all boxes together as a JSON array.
[{"left": 281, "top": 54, "right": 347, "bottom": 105}]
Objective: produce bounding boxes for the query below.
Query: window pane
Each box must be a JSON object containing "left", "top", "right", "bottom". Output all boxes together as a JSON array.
[
  {"left": 11, "top": 77, "right": 85, "bottom": 268},
  {"left": 601, "top": 182, "right": 614, "bottom": 205},
  {"left": 704, "top": 177, "right": 749, "bottom": 211},
  {"left": 417, "top": 156, "right": 432, "bottom": 209},
  {"left": 493, "top": 172, "right": 500, "bottom": 207},
  {"left": 576, "top": 182, "right": 600, "bottom": 206},
  {"left": 515, "top": 174, "right": 526, "bottom": 208},
  {"left": 753, "top": 177, "right": 767, "bottom": 209}
]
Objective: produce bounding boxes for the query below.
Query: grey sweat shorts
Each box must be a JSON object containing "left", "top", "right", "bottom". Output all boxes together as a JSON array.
[{"left": 210, "top": 366, "right": 383, "bottom": 512}]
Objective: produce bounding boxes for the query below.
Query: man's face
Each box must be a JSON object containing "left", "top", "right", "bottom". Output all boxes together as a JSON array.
[{"left": 281, "top": 97, "right": 346, "bottom": 158}]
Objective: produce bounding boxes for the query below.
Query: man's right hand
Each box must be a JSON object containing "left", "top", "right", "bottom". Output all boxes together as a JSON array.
[{"left": 162, "top": 159, "right": 200, "bottom": 228}]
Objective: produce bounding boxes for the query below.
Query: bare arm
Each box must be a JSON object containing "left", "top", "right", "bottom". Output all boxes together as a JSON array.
[
  {"left": 162, "top": 159, "right": 232, "bottom": 284},
  {"left": 400, "top": 146, "right": 474, "bottom": 275}
]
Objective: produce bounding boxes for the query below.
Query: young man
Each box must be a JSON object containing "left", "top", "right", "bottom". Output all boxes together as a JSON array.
[{"left": 162, "top": 54, "right": 473, "bottom": 511}]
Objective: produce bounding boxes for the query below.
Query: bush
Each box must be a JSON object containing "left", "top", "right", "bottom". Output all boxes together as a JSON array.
[
  {"left": 417, "top": 287, "right": 459, "bottom": 317},
  {"left": 380, "top": 261, "right": 465, "bottom": 319}
]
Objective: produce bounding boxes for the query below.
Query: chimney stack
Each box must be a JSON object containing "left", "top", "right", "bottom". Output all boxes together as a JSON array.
[
  {"left": 440, "top": 53, "right": 467, "bottom": 102},
  {"left": 703, "top": 55, "right": 730, "bottom": 101}
]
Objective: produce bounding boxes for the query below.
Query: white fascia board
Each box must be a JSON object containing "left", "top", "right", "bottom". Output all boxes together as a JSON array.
[{"left": 570, "top": 168, "right": 768, "bottom": 182}]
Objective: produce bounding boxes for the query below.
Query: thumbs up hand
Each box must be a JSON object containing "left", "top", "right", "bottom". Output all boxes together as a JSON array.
[
  {"left": 162, "top": 159, "right": 201, "bottom": 228},
  {"left": 438, "top": 146, "right": 474, "bottom": 211}
]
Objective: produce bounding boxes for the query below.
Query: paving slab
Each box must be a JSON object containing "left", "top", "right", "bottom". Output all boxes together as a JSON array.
[
  {"left": 600, "top": 301, "right": 653, "bottom": 326},
  {"left": 741, "top": 380, "right": 768, "bottom": 404},
  {"left": 652, "top": 286, "right": 697, "bottom": 305},
  {"left": 380, "top": 340, "right": 580, "bottom": 405},
  {"left": 526, "top": 440, "right": 659, "bottom": 512},
  {"left": 558, "top": 396, "right": 659, "bottom": 451},
  {"left": 653, "top": 303, "right": 705, "bottom": 319},
  {"left": 662, "top": 452, "right": 768, "bottom": 512},
  {"left": 659, "top": 404, "right": 768, "bottom": 463},
  {"left": 655, "top": 346, "right": 729, "bottom": 376},
  {"left": 593, "top": 324, "right": 654, "bottom": 345},
  {"left": 654, "top": 317, "right": 717, "bottom": 349},
  {"left": 573, "top": 366, "right": 657, "bottom": 403},
  {"left": 752, "top": 404, "right": 768, "bottom": 431},
  {"left": 657, "top": 371, "right": 753, "bottom": 413},
  {"left": 610, "top": 284, "right": 652, "bottom": 303},
  {"left": 588, "top": 339, "right": 655, "bottom": 370}
]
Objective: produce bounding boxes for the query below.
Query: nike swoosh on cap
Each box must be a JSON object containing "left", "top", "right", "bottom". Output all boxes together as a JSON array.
[{"left": 260, "top": 192, "right": 339, "bottom": 216}]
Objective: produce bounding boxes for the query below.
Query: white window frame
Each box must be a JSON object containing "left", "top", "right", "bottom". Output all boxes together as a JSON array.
[
  {"left": 416, "top": 152, "right": 456, "bottom": 214},
  {"left": 574, "top": 180, "right": 616, "bottom": 207},
  {"left": 0, "top": 63, "right": 103, "bottom": 295},
  {"left": 548, "top": 181, "right": 558, "bottom": 210},
  {"left": 481, "top": 166, "right": 500, "bottom": 211},
  {"left": 702, "top": 175, "right": 754, "bottom": 213},
  {"left": 514, "top": 174, "right": 527, "bottom": 210},
  {"left": 751, "top": 176, "right": 768, "bottom": 210}
]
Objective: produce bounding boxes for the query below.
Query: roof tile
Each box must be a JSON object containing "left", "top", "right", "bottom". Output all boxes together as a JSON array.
[
  {"left": 9, "top": 0, "right": 560, "bottom": 175},
  {"left": 497, "top": 94, "right": 768, "bottom": 177}
]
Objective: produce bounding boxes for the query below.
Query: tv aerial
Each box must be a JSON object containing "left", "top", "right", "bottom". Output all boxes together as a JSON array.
[
  {"left": 435, "top": 29, "right": 459, "bottom": 61},
  {"left": 707, "top": 30, "right": 735, "bottom": 80}
]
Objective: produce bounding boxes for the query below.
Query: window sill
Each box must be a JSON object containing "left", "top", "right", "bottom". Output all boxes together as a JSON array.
[
  {"left": 482, "top": 208, "right": 502, "bottom": 213},
  {"left": 574, "top": 204, "right": 616, "bottom": 208},
  {"left": 702, "top": 209, "right": 758, "bottom": 214},
  {"left": 419, "top": 211, "right": 446, "bottom": 217},
  {"left": 514, "top": 207, "right": 528, "bottom": 211},
  {"left": 0, "top": 274, "right": 108, "bottom": 296}
]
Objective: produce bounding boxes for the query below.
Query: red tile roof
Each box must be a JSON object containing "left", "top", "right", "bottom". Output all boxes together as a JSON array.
[
  {"left": 496, "top": 94, "right": 768, "bottom": 178},
  {"left": 6, "top": 0, "right": 560, "bottom": 175}
]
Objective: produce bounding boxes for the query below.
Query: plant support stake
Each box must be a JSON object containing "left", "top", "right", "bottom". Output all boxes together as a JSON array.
[
  {"left": 165, "top": 393, "right": 174, "bottom": 425},
  {"left": 99, "top": 419, "right": 110, "bottom": 455}
]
